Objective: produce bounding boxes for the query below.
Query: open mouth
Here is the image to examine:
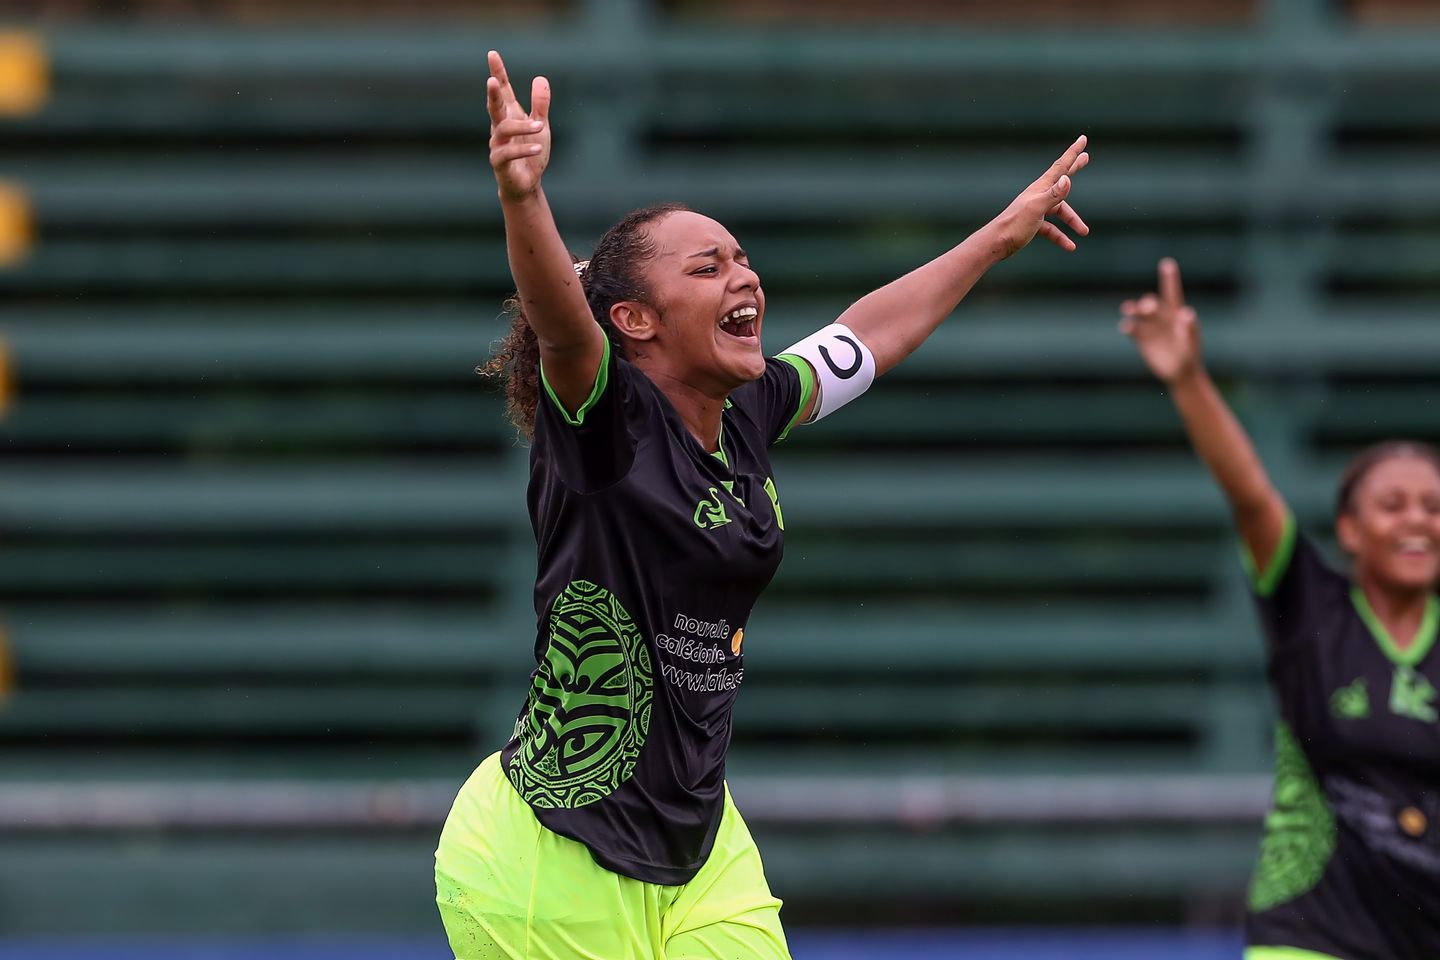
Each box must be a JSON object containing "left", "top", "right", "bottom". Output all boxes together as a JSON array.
[
  {"left": 719, "top": 305, "right": 759, "bottom": 341},
  {"left": 1397, "top": 536, "right": 1436, "bottom": 557}
]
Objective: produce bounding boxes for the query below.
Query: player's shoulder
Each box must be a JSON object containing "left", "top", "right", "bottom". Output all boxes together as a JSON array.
[
  {"left": 729, "top": 356, "right": 808, "bottom": 414},
  {"left": 1288, "top": 527, "right": 1350, "bottom": 593},
  {"left": 1249, "top": 517, "right": 1352, "bottom": 632}
]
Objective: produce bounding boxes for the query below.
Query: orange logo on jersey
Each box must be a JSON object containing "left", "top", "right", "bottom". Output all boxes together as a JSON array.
[
  {"left": 731, "top": 628, "right": 745, "bottom": 656},
  {"left": 1399, "top": 806, "right": 1428, "bottom": 838}
]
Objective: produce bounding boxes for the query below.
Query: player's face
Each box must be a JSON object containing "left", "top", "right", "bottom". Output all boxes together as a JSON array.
[
  {"left": 1340, "top": 455, "right": 1440, "bottom": 591},
  {"left": 638, "top": 211, "right": 767, "bottom": 391}
]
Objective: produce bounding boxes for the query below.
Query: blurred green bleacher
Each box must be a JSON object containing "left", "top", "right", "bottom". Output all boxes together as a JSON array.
[{"left": 2, "top": 0, "right": 1440, "bottom": 935}]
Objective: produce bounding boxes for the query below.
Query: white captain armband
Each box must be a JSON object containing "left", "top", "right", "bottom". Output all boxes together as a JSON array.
[{"left": 782, "top": 322, "right": 876, "bottom": 422}]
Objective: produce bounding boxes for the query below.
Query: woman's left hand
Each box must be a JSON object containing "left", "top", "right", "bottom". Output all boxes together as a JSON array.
[{"left": 990, "top": 135, "right": 1090, "bottom": 259}]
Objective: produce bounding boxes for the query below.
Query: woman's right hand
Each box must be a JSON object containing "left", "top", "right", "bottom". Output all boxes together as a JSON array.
[
  {"left": 1120, "top": 258, "right": 1202, "bottom": 385},
  {"left": 487, "top": 50, "right": 551, "bottom": 203}
]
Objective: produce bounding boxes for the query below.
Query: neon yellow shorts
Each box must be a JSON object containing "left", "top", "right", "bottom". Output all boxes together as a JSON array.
[{"left": 434, "top": 752, "right": 790, "bottom": 960}]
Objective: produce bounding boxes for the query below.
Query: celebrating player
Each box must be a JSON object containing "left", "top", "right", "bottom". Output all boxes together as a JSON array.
[
  {"left": 433, "top": 49, "right": 1089, "bottom": 959},
  {"left": 1121, "top": 260, "right": 1440, "bottom": 960}
]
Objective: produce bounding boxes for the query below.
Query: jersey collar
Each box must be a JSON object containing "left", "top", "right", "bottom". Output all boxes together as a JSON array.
[
  {"left": 1350, "top": 586, "right": 1439, "bottom": 667},
  {"left": 708, "top": 401, "right": 735, "bottom": 470}
]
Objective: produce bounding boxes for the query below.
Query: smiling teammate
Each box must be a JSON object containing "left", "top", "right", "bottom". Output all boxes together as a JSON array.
[
  {"left": 1122, "top": 260, "right": 1440, "bottom": 960},
  {"left": 433, "top": 50, "right": 1090, "bottom": 960}
]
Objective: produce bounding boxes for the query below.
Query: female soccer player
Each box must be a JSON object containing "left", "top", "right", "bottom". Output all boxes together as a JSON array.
[
  {"left": 1121, "top": 260, "right": 1440, "bottom": 960},
  {"left": 434, "top": 49, "right": 1089, "bottom": 959}
]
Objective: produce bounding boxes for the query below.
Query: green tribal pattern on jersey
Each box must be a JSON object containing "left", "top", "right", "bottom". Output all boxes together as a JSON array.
[
  {"left": 1248, "top": 725, "right": 1337, "bottom": 913},
  {"left": 506, "top": 580, "right": 654, "bottom": 810}
]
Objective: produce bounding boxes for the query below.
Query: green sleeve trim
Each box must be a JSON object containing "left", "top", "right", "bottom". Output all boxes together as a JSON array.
[
  {"left": 1244, "top": 948, "right": 1345, "bottom": 960},
  {"left": 538, "top": 336, "right": 611, "bottom": 427},
  {"left": 775, "top": 353, "right": 815, "bottom": 442},
  {"left": 1242, "top": 510, "right": 1297, "bottom": 598},
  {"left": 1350, "top": 586, "right": 1438, "bottom": 667}
]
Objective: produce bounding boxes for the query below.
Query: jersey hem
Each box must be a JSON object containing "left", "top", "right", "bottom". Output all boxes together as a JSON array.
[
  {"left": 539, "top": 810, "right": 710, "bottom": 886},
  {"left": 1243, "top": 509, "right": 1298, "bottom": 598},
  {"left": 586, "top": 848, "right": 706, "bottom": 887},
  {"left": 775, "top": 353, "right": 815, "bottom": 442},
  {"left": 498, "top": 747, "right": 713, "bottom": 887},
  {"left": 539, "top": 336, "right": 612, "bottom": 427}
]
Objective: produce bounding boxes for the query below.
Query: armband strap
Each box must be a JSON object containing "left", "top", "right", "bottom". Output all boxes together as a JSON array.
[{"left": 781, "top": 322, "right": 876, "bottom": 422}]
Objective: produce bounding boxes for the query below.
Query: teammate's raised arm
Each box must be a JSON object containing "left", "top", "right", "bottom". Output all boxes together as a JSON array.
[
  {"left": 1120, "top": 258, "right": 1288, "bottom": 571},
  {"left": 487, "top": 50, "right": 605, "bottom": 417}
]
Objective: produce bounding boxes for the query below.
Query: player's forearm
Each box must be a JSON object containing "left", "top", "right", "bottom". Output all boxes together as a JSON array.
[
  {"left": 836, "top": 222, "right": 1007, "bottom": 377},
  {"left": 1168, "top": 367, "right": 1278, "bottom": 517},
  {"left": 500, "top": 188, "right": 598, "bottom": 353}
]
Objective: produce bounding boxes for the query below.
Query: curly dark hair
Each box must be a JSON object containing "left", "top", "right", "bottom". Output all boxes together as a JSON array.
[
  {"left": 1334, "top": 439, "right": 1440, "bottom": 520},
  {"left": 479, "top": 202, "right": 689, "bottom": 437}
]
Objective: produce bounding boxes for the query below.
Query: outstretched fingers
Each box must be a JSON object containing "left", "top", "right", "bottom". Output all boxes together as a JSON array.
[
  {"left": 1042, "top": 135, "right": 1088, "bottom": 187},
  {"left": 1118, "top": 298, "right": 1139, "bottom": 335},
  {"left": 1120, "top": 293, "right": 1159, "bottom": 318},
  {"left": 1158, "top": 257, "right": 1185, "bottom": 310},
  {"left": 530, "top": 76, "right": 550, "bottom": 124},
  {"left": 493, "top": 117, "right": 543, "bottom": 140},
  {"left": 488, "top": 50, "right": 515, "bottom": 102},
  {"left": 491, "top": 141, "right": 544, "bottom": 166},
  {"left": 486, "top": 76, "right": 508, "bottom": 126},
  {"left": 1037, "top": 221, "right": 1076, "bottom": 252},
  {"left": 490, "top": 114, "right": 544, "bottom": 165},
  {"left": 1052, "top": 200, "right": 1089, "bottom": 237},
  {"left": 487, "top": 50, "right": 528, "bottom": 125}
]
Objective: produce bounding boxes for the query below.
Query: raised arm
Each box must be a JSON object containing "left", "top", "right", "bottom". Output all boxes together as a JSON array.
[
  {"left": 487, "top": 51, "right": 606, "bottom": 415},
  {"left": 836, "top": 136, "right": 1091, "bottom": 377},
  {"left": 1120, "top": 259, "right": 1289, "bottom": 571}
]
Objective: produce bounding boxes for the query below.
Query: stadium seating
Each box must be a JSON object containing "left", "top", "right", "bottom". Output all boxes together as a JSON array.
[{"left": 2, "top": 0, "right": 1440, "bottom": 933}]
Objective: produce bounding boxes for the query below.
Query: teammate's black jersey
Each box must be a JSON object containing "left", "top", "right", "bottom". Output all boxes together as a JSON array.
[
  {"left": 500, "top": 340, "right": 813, "bottom": 884},
  {"left": 1244, "top": 513, "right": 1440, "bottom": 960}
]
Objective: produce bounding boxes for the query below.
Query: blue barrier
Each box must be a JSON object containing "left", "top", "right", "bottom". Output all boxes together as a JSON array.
[{"left": 0, "top": 930, "right": 1244, "bottom": 960}]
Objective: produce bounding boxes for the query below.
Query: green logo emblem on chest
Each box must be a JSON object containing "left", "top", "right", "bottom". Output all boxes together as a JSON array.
[
  {"left": 1390, "top": 665, "right": 1438, "bottom": 723},
  {"left": 1331, "top": 678, "right": 1370, "bottom": 719},
  {"left": 694, "top": 487, "right": 732, "bottom": 529}
]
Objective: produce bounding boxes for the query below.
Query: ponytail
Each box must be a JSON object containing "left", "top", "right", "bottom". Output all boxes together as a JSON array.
[{"left": 480, "top": 202, "right": 688, "bottom": 437}]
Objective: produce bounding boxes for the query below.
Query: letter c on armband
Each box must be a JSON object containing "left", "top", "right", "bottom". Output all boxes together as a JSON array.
[
  {"left": 819, "top": 336, "right": 864, "bottom": 378},
  {"left": 782, "top": 322, "right": 876, "bottom": 422}
]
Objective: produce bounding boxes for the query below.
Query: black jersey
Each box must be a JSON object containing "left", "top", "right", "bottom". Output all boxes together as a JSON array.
[
  {"left": 500, "top": 339, "right": 813, "bottom": 885},
  {"left": 1244, "top": 513, "right": 1440, "bottom": 960}
]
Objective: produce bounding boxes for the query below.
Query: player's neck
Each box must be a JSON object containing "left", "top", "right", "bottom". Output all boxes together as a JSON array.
[
  {"left": 1355, "top": 577, "right": 1432, "bottom": 650},
  {"left": 642, "top": 365, "right": 726, "bottom": 453}
]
